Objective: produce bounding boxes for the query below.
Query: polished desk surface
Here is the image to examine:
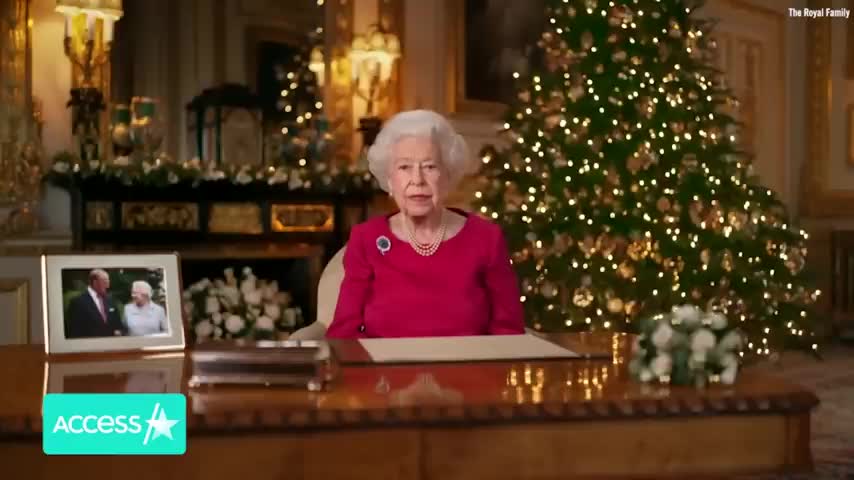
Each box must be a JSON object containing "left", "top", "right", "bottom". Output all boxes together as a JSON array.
[{"left": 0, "top": 332, "right": 818, "bottom": 437}]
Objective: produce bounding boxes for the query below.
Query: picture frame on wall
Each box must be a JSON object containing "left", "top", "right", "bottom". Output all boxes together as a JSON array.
[
  {"left": 448, "top": 0, "right": 545, "bottom": 116},
  {"left": 42, "top": 253, "right": 186, "bottom": 354}
]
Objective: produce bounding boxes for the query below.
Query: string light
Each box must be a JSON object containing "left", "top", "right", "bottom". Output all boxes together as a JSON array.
[{"left": 470, "top": 0, "right": 818, "bottom": 358}]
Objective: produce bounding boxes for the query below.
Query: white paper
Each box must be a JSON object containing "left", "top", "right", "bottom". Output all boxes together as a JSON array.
[{"left": 359, "top": 334, "right": 579, "bottom": 363}]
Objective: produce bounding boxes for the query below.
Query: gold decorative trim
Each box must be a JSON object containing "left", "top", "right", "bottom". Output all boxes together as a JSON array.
[
  {"left": 325, "top": 0, "right": 355, "bottom": 164},
  {"left": 208, "top": 203, "right": 263, "bottom": 234},
  {"left": 271, "top": 204, "right": 334, "bottom": 232},
  {"left": 445, "top": 0, "right": 507, "bottom": 119},
  {"left": 121, "top": 202, "right": 200, "bottom": 231},
  {"left": 801, "top": 0, "right": 854, "bottom": 217},
  {"left": 0, "top": 278, "right": 30, "bottom": 344},
  {"left": 85, "top": 201, "right": 114, "bottom": 230},
  {"left": 378, "top": 0, "right": 405, "bottom": 118}
]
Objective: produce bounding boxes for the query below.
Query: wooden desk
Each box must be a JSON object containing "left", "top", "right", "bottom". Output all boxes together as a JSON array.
[{"left": 0, "top": 333, "right": 818, "bottom": 479}]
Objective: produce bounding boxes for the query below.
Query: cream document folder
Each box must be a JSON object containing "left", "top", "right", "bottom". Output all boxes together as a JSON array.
[{"left": 358, "top": 334, "right": 579, "bottom": 363}]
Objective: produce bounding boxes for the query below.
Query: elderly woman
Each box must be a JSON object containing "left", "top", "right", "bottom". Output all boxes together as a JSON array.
[
  {"left": 123, "top": 280, "right": 168, "bottom": 336},
  {"left": 326, "top": 110, "right": 524, "bottom": 339}
]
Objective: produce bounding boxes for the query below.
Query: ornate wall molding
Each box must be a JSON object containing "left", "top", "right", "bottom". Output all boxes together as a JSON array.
[
  {"left": 0, "top": 278, "right": 30, "bottom": 344},
  {"left": 800, "top": 0, "right": 854, "bottom": 217},
  {"left": 377, "top": 0, "right": 405, "bottom": 118},
  {"left": 325, "top": 0, "right": 355, "bottom": 164}
]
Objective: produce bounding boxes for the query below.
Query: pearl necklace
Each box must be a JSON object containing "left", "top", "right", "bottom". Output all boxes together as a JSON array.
[{"left": 404, "top": 212, "right": 446, "bottom": 256}]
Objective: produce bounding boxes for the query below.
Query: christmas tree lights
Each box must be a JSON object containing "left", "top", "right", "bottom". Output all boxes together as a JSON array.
[{"left": 473, "top": 0, "right": 819, "bottom": 358}]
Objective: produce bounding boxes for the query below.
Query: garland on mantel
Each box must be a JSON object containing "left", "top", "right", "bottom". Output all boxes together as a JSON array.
[{"left": 43, "top": 153, "right": 380, "bottom": 193}]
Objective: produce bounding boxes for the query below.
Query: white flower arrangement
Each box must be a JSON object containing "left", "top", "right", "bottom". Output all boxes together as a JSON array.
[
  {"left": 183, "top": 267, "right": 304, "bottom": 342},
  {"left": 629, "top": 305, "right": 744, "bottom": 386}
]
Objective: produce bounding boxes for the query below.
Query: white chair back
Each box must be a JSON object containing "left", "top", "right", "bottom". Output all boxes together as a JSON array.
[{"left": 289, "top": 246, "right": 346, "bottom": 340}]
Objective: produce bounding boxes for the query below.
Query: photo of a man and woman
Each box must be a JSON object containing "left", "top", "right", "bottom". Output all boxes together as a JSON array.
[{"left": 61, "top": 267, "right": 169, "bottom": 339}]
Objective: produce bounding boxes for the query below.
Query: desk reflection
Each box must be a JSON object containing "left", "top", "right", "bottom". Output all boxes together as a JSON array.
[{"left": 45, "top": 355, "right": 185, "bottom": 394}]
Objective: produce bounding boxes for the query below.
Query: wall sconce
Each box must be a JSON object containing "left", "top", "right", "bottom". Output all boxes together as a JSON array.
[
  {"left": 55, "top": 0, "right": 123, "bottom": 163},
  {"left": 349, "top": 24, "right": 400, "bottom": 147},
  {"left": 56, "top": 0, "right": 123, "bottom": 88}
]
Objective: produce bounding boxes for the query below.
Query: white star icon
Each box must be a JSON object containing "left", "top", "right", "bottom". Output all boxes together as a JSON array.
[{"left": 143, "top": 403, "right": 180, "bottom": 446}]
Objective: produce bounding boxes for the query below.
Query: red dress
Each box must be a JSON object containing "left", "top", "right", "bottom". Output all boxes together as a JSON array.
[{"left": 326, "top": 210, "right": 525, "bottom": 339}]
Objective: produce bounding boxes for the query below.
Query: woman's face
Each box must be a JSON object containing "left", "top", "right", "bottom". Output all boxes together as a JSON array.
[{"left": 388, "top": 136, "right": 448, "bottom": 218}]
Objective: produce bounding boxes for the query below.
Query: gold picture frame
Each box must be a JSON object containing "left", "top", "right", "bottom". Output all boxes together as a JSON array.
[
  {"left": 271, "top": 204, "right": 334, "bottom": 232},
  {"left": 0, "top": 278, "right": 30, "bottom": 344}
]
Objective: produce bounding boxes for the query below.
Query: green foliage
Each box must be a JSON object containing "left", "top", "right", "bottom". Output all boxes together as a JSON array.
[{"left": 473, "top": 0, "right": 819, "bottom": 358}]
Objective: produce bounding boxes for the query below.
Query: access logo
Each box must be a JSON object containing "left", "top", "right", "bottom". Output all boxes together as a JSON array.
[{"left": 43, "top": 393, "right": 186, "bottom": 455}]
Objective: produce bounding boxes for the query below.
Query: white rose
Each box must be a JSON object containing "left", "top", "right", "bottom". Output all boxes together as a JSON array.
[
  {"left": 213, "top": 326, "right": 223, "bottom": 339},
  {"left": 240, "top": 276, "right": 257, "bottom": 295},
  {"left": 691, "top": 350, "right": 706, "bottom": 365},
  {"left": 275, "top": 292, "right": 292, "bottom": 306},
  {"left": 224, "top": 267, "right": 235, "bottom": 279},
  {"left": 651, "top": 353, "right": 673, "bottom": 378},
  {"left": 242, "top": 267, "right": 253, "bottom": 277},
  {"left": 651, "top": 322, "right": 674, "bottom": 350},
  {"left": 720, "top": 365, "right": 738, "bottom": 385},
  {"left": 264, "top": 303, "right": 281, "bottom": 321},
  {"left": 690, "top": 328, "right": 717, "bottom": 353},
  {"left": 262, "top": 283, "right": 278, "bottom": 301},
  {"left": 672, "top": 305, "right": 701, "bottom": 328},
  {"left": 718, "top": 331, "right": 743, "bottom": 352},
  {"left": 221, "top": 286, "right": 240, "bottom": 306},
  {"left": 244, "top": 290, "right": 263, "bottom": 306},
  {"left": 211, "top": 312, "right": 222, "bottom": 325},
  {"left": 205, "top": 296, "right": 220, "bottom": 315},
  {"left": 225, "top": 315, "right": 244, "bottom": 333},
  {"left": 707, "top": 312, "right": 728, "bottom": 330},
  {"left": 639, "top": 368, "right": 654, "bottom": 383},
  {"left": 194, "top": 320, "right": 213, "bottom": 338},
  {"left": 282, "top": 308, "right": 297, "bottom": 327},
  {"left": 720, "top": 353, "right": 738, "bottom": 369},
  {"left": 256, "top": 316, "right": 275, "bottom": 331}
]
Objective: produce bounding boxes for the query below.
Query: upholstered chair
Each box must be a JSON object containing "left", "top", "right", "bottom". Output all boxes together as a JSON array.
[{"left": 289, "top": 246, "right": 346, "bottom": 340}]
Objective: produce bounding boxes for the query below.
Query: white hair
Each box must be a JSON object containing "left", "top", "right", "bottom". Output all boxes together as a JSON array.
[
  {"left": 367, "top": 109, "right": 469, "bottom": 192},
  {"left": 131, "top": 281, "right": 152, "bottom": 298}
]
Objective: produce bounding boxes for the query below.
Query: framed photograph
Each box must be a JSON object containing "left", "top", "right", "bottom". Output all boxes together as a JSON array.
[
  {"left": 42, "top": 253, "right": 186, "bottom": 354},
  {"left": 447, "top": 0, "right": 545, "bottom": 116},
  {"left": 45, "top": 355, "right": 185, "bottom": 394}
]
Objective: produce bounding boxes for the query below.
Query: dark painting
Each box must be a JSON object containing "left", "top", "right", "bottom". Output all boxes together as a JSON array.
[{"left": 463, "top": 0, "right": 546, "bottom": 105}]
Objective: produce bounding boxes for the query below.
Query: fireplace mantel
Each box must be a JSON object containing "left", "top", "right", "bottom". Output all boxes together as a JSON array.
[{"left": 65, "top": 180, "right": 381, "bottom": 324}]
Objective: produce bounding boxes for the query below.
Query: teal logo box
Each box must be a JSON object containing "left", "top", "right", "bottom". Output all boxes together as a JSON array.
[{"left": 43, "top": 393, "right": 186, "bottom": 455}]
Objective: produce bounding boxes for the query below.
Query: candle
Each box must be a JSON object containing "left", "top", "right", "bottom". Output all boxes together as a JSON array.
[
  {"left": 86, "top": 14, "right": 95, "bottom": 42},
  {"left": 103, "top": 19, "right": 113, "bottom": 43}
]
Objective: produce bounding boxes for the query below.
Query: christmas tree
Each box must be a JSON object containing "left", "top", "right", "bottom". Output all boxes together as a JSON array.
[
  {"left": 473, "top": 0, "right": 819, "bottom": 357},
  {"left": 267, "top": 27, "right": 333, "bottom": 168}
]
